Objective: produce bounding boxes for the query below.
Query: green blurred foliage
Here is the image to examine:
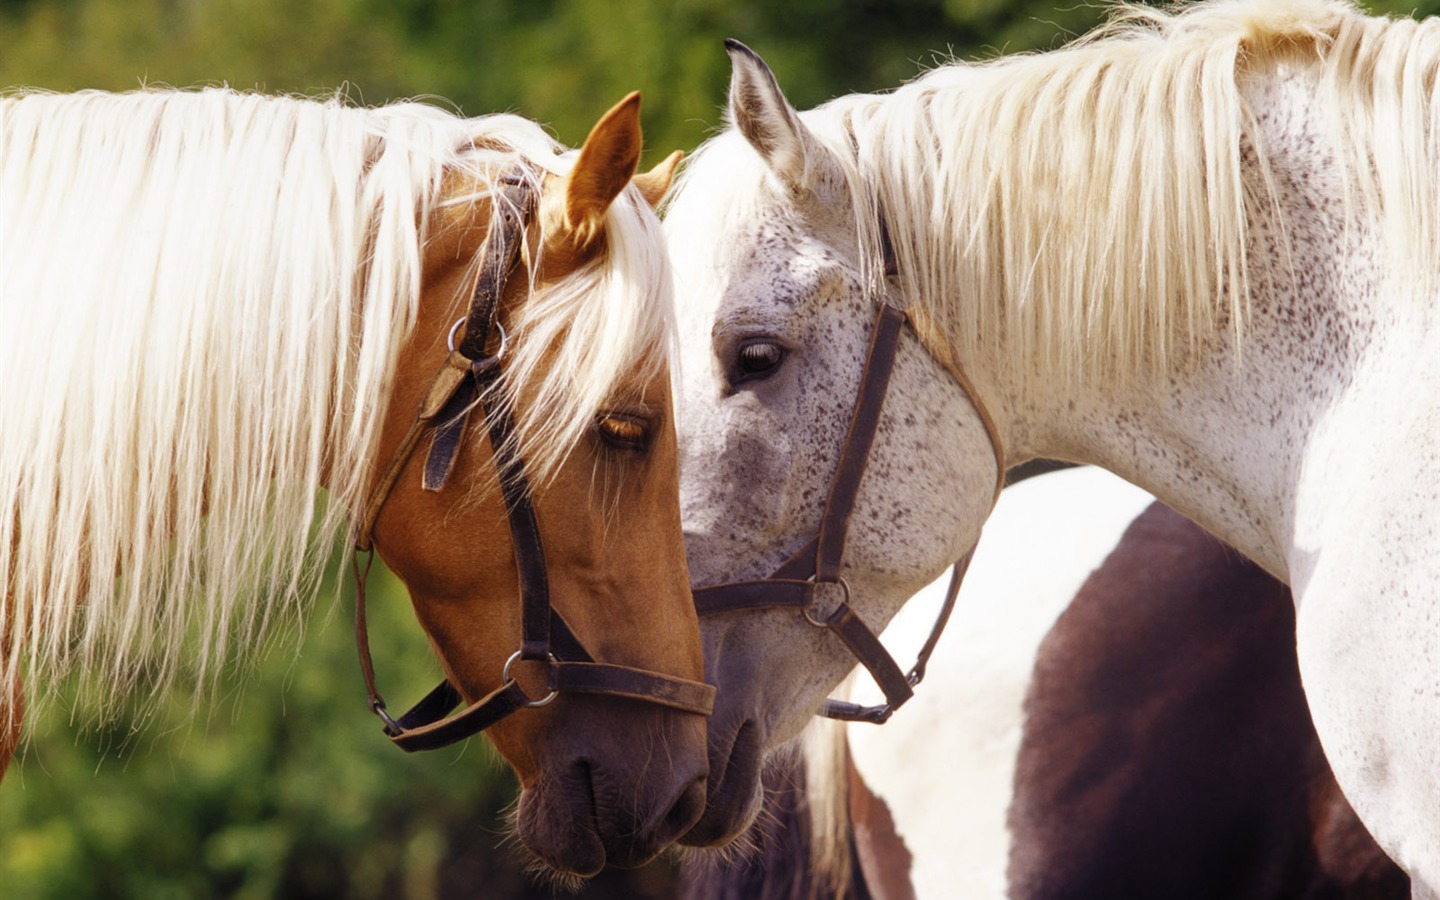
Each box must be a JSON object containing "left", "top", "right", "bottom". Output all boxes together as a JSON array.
[
  {"left": 1, "top": 556, "right": 684, "bottom": 898},
  {"left": 1, "top": 0, "right": 1435, "bottom": 896}
]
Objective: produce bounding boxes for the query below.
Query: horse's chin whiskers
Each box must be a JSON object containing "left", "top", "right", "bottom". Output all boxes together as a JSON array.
[
  {"left": 496, "top": 794, "right": 588, "bottom": 890},
  {"left": 674, "top": 823, "right": 764, "bottom": 870},
  {"left": 521, "top": 856, "right": 588, "bottom": 894}
]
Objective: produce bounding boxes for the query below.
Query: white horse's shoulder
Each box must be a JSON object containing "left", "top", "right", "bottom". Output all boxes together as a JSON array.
[{"left": 1292, "top": 393, "right": 1440, "bottom": 881}]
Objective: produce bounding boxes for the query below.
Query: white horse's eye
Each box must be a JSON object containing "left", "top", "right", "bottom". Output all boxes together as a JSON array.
[{"left": 737, "top": 340, "right": 785, "bottom": 380}]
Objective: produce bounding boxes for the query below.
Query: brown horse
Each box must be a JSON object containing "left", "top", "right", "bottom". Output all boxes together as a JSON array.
[
  {"left": 684, "top": 468, "right": 1407, "bottom": 898},
  {"left": 0, "top": 88, "right": 707, "bottom": 876}
]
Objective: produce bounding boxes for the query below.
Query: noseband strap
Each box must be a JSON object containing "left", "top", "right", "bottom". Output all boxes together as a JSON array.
[
  {"left": 352, "top": 168, "right": 714, "bottom": 752},
  {"left": 693, "top": 299, "right": 1004, "bottom": 725}
]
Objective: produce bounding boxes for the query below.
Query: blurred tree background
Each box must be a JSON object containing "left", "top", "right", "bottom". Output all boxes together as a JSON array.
[{"left": 1, "top": 0, "right": 1433, "bottom": 897}]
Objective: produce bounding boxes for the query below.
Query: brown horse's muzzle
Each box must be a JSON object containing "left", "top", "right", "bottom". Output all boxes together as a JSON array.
[{"left": 515, "top": 697, "right": 708, "bottom": 874}]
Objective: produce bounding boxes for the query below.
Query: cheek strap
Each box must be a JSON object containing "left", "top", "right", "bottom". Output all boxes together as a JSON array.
[{"left": 693, "top": 302, "right": 1005, "bottom": 724}]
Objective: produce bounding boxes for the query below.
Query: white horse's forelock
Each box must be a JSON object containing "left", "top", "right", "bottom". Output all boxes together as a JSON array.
[
  {"left": 0, "top": 87, "right": 672, "bottom": 720},
  {"left": 675, "top": 0, "right": 1438, "bottom": 395}
]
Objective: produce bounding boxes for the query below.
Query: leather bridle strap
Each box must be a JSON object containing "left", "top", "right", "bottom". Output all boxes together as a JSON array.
[
  {"left": 693, "top": 301, "right": 1004, "bottom": 725},
  {"left": 817, "top": 304, "right": 907, "bottom": 582},
  {"left": 379, "top": 369, "right": 715, "bottom": 748},
  {"left": 421, "top": 168, "right": 530, "bottom": 495},
  {"left": 817, "top": 552, "right": 972, "bottom": 723},
  {"left": 694, "top": 304, "right": 917, "bottom": 722},
  {"left": 352, "top": 168, "right": 714, "bottom": 753},
  {"left": 359, "top": 597, "right": 716, "bottom": 753}
]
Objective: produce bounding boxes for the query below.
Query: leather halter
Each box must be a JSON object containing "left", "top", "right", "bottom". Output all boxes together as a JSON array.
[
  {"left": 351, "top": 167, "right": 715, "bottom": 752},
  {"left": 692, "top": 266, "right": 1006, "bottom": 725}
]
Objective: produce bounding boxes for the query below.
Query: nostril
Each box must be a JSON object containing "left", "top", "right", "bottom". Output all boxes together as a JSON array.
[
  {"left": 663, "top": 774, "right": 709, "bottom": 838},
  {"left": 577, "top": 757, "right": 600, "bottom": 828}
]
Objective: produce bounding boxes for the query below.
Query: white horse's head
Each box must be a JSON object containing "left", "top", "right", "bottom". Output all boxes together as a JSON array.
[{"left": 667, "top": 43, "right": 1001, "bottom": 846}]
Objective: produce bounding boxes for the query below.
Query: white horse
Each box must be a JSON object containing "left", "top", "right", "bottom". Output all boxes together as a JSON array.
[
  {"left": 667, "top": 0, "right": 1439, "bottom": 891},
  {"left": 681, "top": 465, "right": 1405, "bottom": 898},
  {"left": 833, "top": 470, "right": 1405, "bottom": 899}
]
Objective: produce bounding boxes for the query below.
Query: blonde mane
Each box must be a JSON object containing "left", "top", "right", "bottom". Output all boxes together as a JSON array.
[
  {"left": 850, "top": 0, "right": 1438, "bottom": 387},
  {"left": 680, "top": 0, "right": 1438, "bottom": 393},
  {"left": 0, "top": 87, "right": 672, "bottom": 718}
]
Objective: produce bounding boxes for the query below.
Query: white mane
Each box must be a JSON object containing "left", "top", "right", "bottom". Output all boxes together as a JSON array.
[
  {"left": 0, "top": 87, "right": 672, "bottom": 717},
  {"left": 677, "top": 0, "right": 1438, "bottom": 392}
]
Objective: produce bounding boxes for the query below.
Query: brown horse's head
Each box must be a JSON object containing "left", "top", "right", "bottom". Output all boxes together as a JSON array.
[{"left": 366, "top": 94, "right": 705, "bottom": 876}]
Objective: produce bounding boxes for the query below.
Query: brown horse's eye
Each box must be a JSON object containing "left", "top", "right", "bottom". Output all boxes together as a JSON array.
[
  {"left": 736, "top": 340, "right": 784, "bottom": 380},
  {"left": 595, "top": 413, "right": 651, "bottom": 450}
]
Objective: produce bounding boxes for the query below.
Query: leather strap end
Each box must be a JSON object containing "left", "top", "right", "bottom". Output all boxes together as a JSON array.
[
  {"left": 819, "top": 698, "right": 894, "bottom": 724},
  {"left": 422, "top": 375, "right": 481, "bottom": 492},
  {"left": 392, "top": 680, "right": 465, "bottom": 733},
  {"left": 418, "top": 352, "right": 474, "bottom": 421},
  {"left": 422, "top": 410, "right": 469, "bottom": 492}
]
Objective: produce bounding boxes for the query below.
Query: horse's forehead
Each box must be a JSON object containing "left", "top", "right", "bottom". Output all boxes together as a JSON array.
[
  {"left": 743, "top": 218, "right": 842, "bottom": 282},
  {"left": 671, "top": 164, "right": 860, "bottom": 346},
  {"left": 693, "top": 205, "right": 854, "bottom": 317}
]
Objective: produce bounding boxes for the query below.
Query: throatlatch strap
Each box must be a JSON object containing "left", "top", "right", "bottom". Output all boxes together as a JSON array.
[
  {"left": 354, "top": 351, "right": 475, "bottom": 551},
  {"left": 817, "top": 547, "right": 975, "bottom": 724},
  {"left": 691, "top": 298, "right": 1003, "bottom": 725},
  {"left": 388, "top": 681, "right": 534, "bottom": 752},
  {"left": 821, "top": 602, "right": 913, "bottom": 709}
]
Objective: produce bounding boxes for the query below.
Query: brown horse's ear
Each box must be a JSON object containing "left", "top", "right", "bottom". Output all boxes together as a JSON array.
[
  {"left": 564, "top": 91, "right": 643, "bottom": 248},
  {"left": 634, "top": 150, "right": 683, "bottom": 209}
]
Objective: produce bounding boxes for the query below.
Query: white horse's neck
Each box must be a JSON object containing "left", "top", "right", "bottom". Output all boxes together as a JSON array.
[{"left": 983, "top": 63, "right": 1431, "bottom": 586}]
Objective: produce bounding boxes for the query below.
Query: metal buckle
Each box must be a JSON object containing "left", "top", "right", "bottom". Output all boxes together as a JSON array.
[
  {"left": 371, "top": 697, "right": 403, "bottom": 736},
  {"left": 803, "top": 576, "right": 851, "bottom": 628},
  {"left": 501, "top": 650, "right": 560, "bottom": 708}
]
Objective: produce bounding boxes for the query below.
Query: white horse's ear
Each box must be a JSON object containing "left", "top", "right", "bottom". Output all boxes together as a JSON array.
[{"left": 725, "top": 39, "right": 813, "bottom": 190}]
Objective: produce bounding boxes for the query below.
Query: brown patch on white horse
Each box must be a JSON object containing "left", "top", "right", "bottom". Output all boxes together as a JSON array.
[{"left": 1007, "top": 503, "right": 1405, "bottom": 899}]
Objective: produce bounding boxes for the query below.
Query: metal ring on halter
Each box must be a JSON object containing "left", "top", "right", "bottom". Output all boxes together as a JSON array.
[
  {"left": 501, "top": 650, "right": 560, "bottom": 707},
  {"left": 803, "top": 576, "right": 851, "bottom": 628},
  {"left": 371, "top": 697, "right": 403, "bottom": 735},
  {"left": 447, "top": 317, "right": 509, "bottom": 359}
]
